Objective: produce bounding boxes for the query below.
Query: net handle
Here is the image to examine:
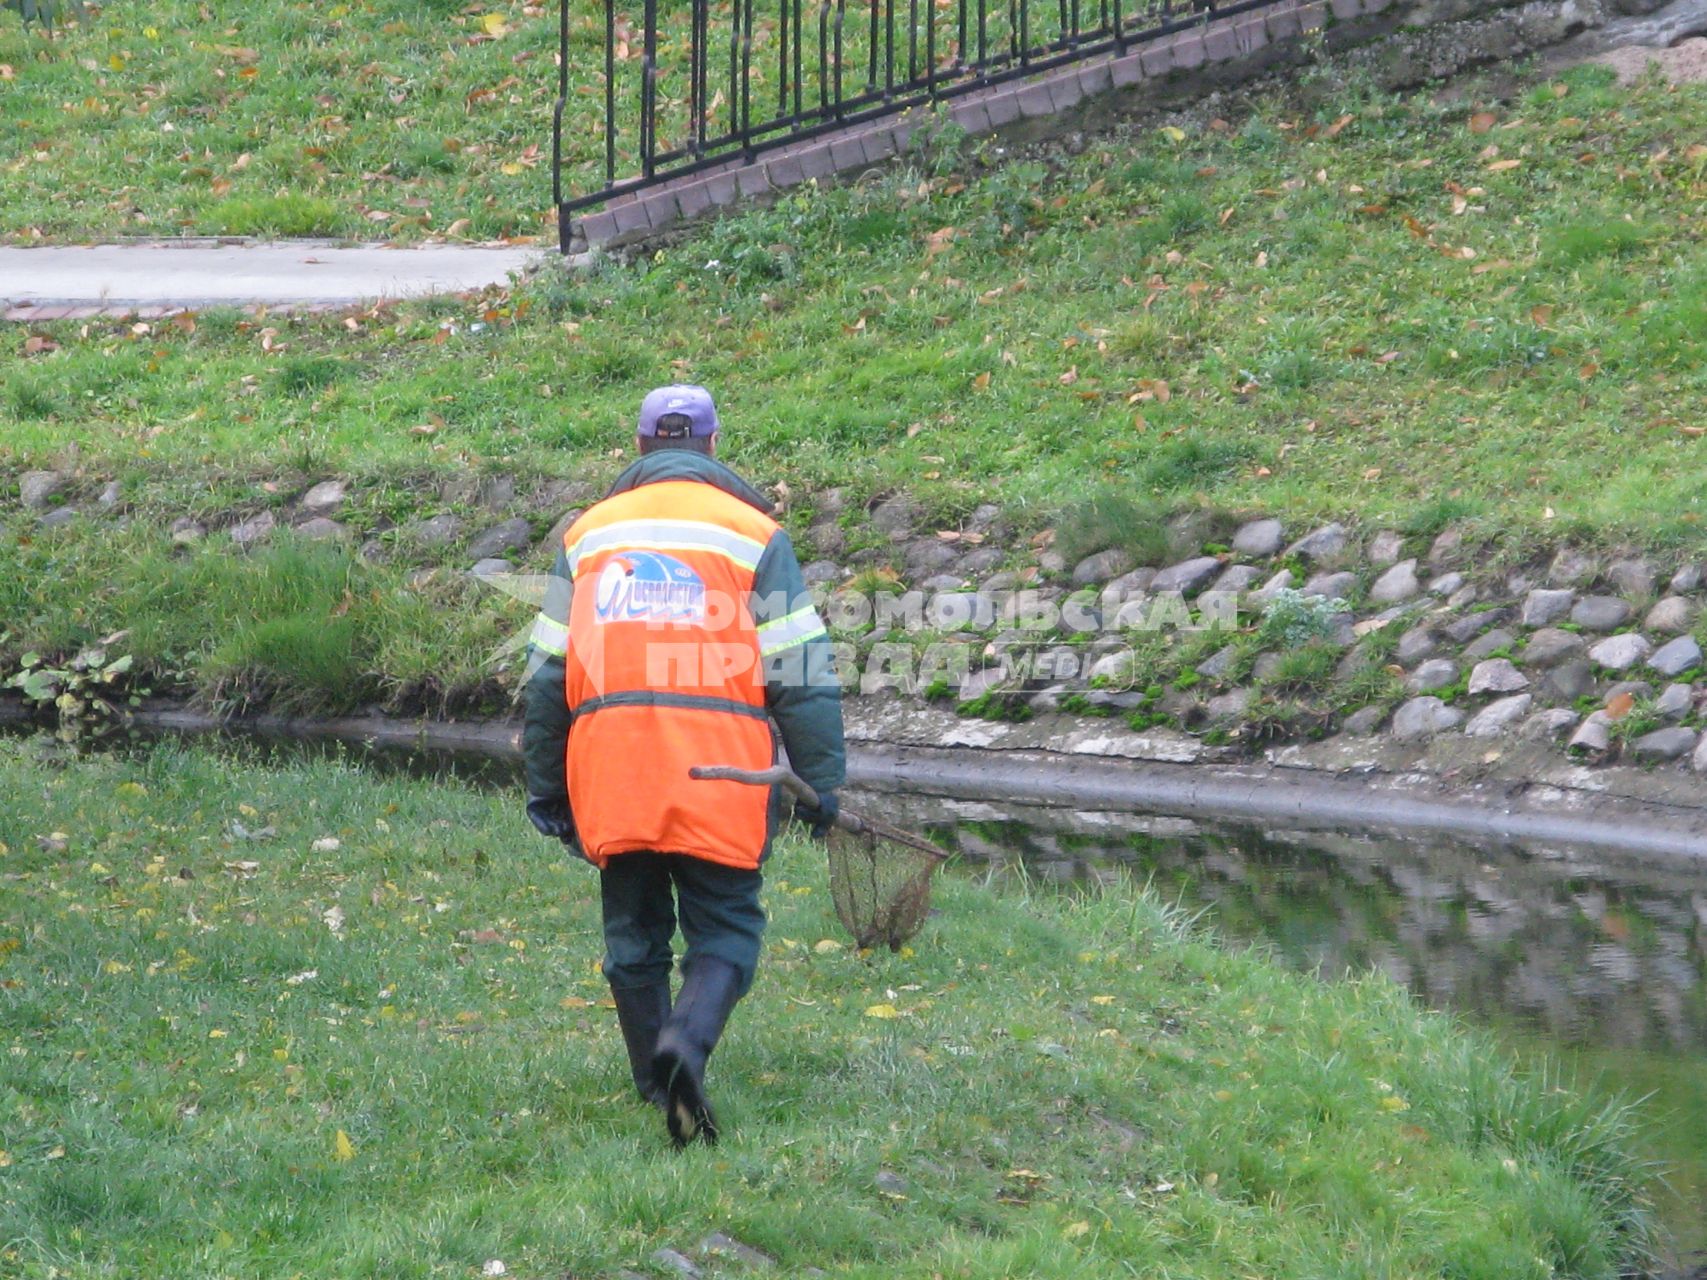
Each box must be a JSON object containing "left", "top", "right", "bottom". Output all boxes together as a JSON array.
[{"left": 689, "top": 764, "right": 949, "bottom": 861}]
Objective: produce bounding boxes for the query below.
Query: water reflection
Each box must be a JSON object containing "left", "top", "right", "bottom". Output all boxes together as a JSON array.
[{"left": 853, "top": 790, "right": 1707, "bottom": 1058}]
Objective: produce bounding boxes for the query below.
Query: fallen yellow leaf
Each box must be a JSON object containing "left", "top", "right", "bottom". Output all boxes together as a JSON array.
[
  {"left": 333, "top": 1129, "right": 357, "bottom": 1161},
  {"left": 864, "top": 1003, "right": 900, "bottom": 1019}
]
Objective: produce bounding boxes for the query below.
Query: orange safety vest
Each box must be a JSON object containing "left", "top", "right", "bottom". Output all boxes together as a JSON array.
[{"left": 560, "top": 479, "right": 781, "bottom": 870}]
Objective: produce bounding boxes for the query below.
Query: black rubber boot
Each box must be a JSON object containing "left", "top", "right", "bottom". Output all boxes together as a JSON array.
[
  {"left": 611, "top": 982, "right": 671, "bottom": 1108},
  {"left": 650, "top": 957, "right": 742, "bottom": 1147}
]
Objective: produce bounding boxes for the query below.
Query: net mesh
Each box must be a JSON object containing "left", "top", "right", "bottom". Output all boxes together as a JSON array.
[{"left": 826, "top": 825, "right": 940, "bottom": 951}]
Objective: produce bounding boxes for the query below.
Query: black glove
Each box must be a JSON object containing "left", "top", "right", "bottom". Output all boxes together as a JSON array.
[
  {"left": 526, "top": 794, "right": 578, "bottom": 843},
  {"left": 793, "top": 789, "right": 838, "bottom": 840}
]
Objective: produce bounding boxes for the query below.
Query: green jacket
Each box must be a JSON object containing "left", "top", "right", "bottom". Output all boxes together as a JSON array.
[{"left": 521, "top": 451, "right": 846, "bottom": 849}]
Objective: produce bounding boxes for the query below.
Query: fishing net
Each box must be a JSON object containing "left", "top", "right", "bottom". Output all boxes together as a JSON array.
[
  {"left": 825, "top": 823, "right": 942, "bottom": 952},
  {"left": 687, "top": 764, "right": 947, "bottom": 951}
]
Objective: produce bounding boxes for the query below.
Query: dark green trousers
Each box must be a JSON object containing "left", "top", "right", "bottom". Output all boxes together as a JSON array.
[{"left": 599, "top": 852, "right": 765, "bottom": 998}]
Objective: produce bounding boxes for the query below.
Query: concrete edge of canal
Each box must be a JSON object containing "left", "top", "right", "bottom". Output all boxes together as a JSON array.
[{"left": 9, "top": 697, "right": 1707, "bottom": 864}]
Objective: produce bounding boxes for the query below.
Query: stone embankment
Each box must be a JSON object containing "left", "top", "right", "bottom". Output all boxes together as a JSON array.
[
  {"left": 803, "top": 500, "right": 1707, "bottom": 780},
  {"left": 12, "top": 466, "right": 597, "bottom": 575},
  {"left": 13, "top": 463, "right": 1707, "bottom": 792}
]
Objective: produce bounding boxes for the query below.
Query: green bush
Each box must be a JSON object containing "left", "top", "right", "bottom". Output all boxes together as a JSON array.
[{"left": 1257, "top": 588, "right": 1346, "bottom": 649}]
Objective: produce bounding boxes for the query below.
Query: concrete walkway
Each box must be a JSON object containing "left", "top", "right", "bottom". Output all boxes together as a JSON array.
[{"left": 0, "top": 240, "right": 543, "bottom": 320}]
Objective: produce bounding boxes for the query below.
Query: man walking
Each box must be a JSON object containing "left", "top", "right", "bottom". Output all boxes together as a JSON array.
[{"left": 521, "top": 385, "right": 844, "bottom": 1147}]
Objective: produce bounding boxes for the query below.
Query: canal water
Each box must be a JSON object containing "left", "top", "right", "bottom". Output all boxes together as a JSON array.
[{"left": 853, "top": 786, "right": 1707, "bottom": 1272}]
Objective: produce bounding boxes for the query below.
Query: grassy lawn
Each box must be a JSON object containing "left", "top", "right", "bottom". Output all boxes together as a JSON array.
[
  {"left": 5, "top": 65, "right": 1705, "bottom": 534},
  {"left": 0, "top": 740, "right": 1660, "bottom": 1277},
  {"left": 1, "top": 0, "right": 570, "bottom": 241}
]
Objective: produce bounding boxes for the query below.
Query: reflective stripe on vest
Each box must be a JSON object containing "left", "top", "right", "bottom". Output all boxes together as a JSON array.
[
  {"left": 567, "top": 518, "right": 767, "bottom": 576},
  {"left": 529, "top": 612, "right": 569, "bottom": 658},
  {"left": 755, "top": 604, "right": 827, "bottom": 657}
]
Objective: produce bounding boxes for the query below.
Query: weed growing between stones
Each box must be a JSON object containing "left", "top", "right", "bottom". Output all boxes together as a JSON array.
[
  {"left": 1258, "top": 590, "right": 1346, "bottom": 650},
  {"left": 1053, "top": 487, "right": 1170, "bottom": 569}
]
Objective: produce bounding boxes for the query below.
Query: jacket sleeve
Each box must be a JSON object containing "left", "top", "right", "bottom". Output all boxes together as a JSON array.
[
  {"left": 751, "top": 530, "right": 846, "bottom": 799},
  {"left": 521, "top": 545, "right": 575, "bottom": 804}
]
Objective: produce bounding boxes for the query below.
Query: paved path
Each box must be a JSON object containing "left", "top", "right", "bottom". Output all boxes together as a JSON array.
[{"left": 0, "top": 240, "right": 543, "bottom": 320}]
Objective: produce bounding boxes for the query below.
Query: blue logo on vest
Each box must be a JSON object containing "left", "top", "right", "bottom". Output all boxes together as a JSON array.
[{"left": 593, "top": 551, "right": 707, "bottom": 623}]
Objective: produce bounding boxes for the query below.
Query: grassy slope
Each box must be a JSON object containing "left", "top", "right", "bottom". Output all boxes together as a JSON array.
[
  {"left": 5, "top": 65, "right": 1706, "bottom": 538},
  {"left": 0, "top": 536, "right": 521, "bottom": 715},
  {"left": 0, "top": 741, "right": 1657, "bottom": 1277}
]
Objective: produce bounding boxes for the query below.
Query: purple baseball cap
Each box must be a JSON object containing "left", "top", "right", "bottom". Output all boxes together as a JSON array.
[{"left": 637, "top": 384, "right": 720, "bottom": 440}]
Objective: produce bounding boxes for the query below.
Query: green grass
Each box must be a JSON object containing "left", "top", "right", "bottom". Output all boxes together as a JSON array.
[
  {"left": 0, "top": 0, "right": 569, "bottom": 242},
  {"left": 1503, "top": 1033, "right": 1707, "bottom": 1260},
  {"left": 1052, "top": 486, "right": 1170, "bottom": 567},
  {"left": 6, "top": 67, "right": 1703, "bottom": 532},
  {"left": 1257, "top": 640, "right": 1338, "bottom": 696},
  {"left": 0, "top": 740, "right": 1660, "bottom": 1277},
  {"left": 0, "top": 529, "right": 525, "bottom": 714}
]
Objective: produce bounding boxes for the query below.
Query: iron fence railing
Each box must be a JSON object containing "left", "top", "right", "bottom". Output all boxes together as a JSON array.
[{"left": 554, "top": 0, "right": 1279, "bottom": 236}]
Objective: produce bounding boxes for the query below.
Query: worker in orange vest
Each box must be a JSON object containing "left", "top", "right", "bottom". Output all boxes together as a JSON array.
[{"left": 522, "top": 385, "right": 844, "bottom": 1146}]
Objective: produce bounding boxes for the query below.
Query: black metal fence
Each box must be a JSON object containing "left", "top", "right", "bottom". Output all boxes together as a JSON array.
[{"left": 554, "top": 0, "right": 1267, "bottom": 229}]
